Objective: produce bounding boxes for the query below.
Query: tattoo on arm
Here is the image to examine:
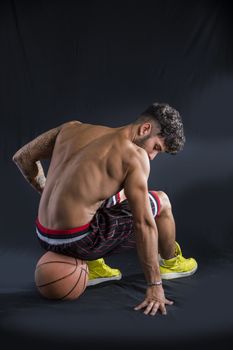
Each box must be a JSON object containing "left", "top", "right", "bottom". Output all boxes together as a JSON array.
[
  {"left": 12, "top": 125, "right": 62, "bottom": 193},
  {"left": 13, "top": 126, "right": 62, "bottom": 161},
  {"left": 33, "top": 161, "right": 46, "bottom": 194}
]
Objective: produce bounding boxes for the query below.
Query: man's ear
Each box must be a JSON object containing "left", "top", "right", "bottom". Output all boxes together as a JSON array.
[{"left": 139, "top": 122, "right": 152, "bottom": 136}]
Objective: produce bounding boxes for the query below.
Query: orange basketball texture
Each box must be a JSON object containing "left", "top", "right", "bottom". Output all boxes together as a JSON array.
[{"left": 34, "top": 252, "right": 89, "bottom": 300}]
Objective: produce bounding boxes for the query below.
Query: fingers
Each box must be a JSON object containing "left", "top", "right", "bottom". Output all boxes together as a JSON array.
[
  {"left": 134, "top": 300, "right": 148, "bottom": 311},
  {"left": 134, "top": 299, "right": 174, "bottom": 316},
  {"left": 150, "top": 302, "right": 160, "bottom": 316},
  {"left": 159, "top": 303, "right": 167, "bottom": 316},
  {"left": 134, "top": 301, "right": 167, "bottom": 316},
  {"left": 146, "top": 302, "right": 167, "bottom": 316},
  {"left": 144, "top": 301, "right": 156, "bottom": 315}
]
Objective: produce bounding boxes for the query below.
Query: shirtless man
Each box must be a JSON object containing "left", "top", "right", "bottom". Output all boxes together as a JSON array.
[{"left": 13, "top": 102, "right": 197, "bottom": 316}]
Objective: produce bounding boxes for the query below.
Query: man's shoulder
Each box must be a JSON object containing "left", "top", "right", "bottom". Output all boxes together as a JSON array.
[
  {"left": 122, "top": 141, "right": 149, "bottom": 171},
  {"left": 61, "top": 120, "right": 83, "bottom": 128},
  {"left": 57, "top": 120, "right": 83, "bottom": 136}
]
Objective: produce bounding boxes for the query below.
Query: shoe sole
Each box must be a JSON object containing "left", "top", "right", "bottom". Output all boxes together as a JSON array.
[
  {"left": 160, "top": 264, "right": 198, "bottom": 280},
  {"left": 87, "top": 273, "right": 122, "bottom": 286}
]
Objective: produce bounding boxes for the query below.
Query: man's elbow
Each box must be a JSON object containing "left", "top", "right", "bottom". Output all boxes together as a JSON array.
[
  {"left": 12, "top": 149, "right": 23, "bottom": 163},
  {"left": 12, "top": 151, "right": 26, "bottom": 166},
  {"left": 12, "top": 153, "right": 19, "bottom": 164}
]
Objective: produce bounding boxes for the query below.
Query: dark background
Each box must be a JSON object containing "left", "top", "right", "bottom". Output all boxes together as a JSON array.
[{"left": 1, "top": 0, "right": 233, "bottom": 349}]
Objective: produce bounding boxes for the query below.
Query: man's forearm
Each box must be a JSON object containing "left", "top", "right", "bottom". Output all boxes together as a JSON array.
[
  {"left": 134, "top": 222, "right": 161, "bottom": 284},
  {"left": 13, "top": 156, "right": 46, "bottom": 194}
]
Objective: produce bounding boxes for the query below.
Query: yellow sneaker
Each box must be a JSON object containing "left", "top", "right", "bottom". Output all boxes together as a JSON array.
[
  {"left": 159, "top": 242, "right": 198, "bottom": 279},
  {"left": 87, "top": 258, "right": 122, "bottom": 286}
]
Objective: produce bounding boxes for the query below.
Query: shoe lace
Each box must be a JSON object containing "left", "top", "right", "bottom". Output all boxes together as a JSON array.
[
  {"left": 161, "top": 254, "right": 185, "bottom": 267},
  {"left": 174, "top": 254, "right": 185, "bottom": 264}
]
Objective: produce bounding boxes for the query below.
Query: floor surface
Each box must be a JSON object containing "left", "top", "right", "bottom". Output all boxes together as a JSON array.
[{"left": 0, "top": 246, "right": 233, "bottom": 350}]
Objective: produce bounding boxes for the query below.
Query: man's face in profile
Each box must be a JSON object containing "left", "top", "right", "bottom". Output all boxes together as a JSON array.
[{"left": 134, "top": 122, "right": 166, "bottom": 161}]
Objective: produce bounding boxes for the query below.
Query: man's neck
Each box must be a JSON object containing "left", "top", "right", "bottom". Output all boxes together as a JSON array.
[{"left": 117, "top": 123, "right": 138, "bottom": 143}]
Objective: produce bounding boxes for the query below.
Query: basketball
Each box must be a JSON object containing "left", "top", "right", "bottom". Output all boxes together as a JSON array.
[{"left": 34, "top": 251, "right": 89, "bottom": 300}]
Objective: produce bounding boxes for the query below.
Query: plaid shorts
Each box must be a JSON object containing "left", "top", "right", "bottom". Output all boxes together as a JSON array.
[{"left": 36, "top": 191, "right": 161, "bottom": 260}]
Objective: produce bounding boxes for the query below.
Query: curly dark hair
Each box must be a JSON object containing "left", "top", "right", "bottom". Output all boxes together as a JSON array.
[{"left": 134, "top": 102, "right": 185, "bottom": 154}]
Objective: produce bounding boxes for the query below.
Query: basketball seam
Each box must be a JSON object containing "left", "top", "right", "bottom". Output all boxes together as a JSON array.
[
  {"left": 36, "top": 260, "right": 77, "bottom": 268},
  {"left": 36, "top": 259, "right": 78, "bottom": 288},
  {"left": 60, "top": 261, "right": 88, "bottom": 300},
  {"left": 60, "top": 259, "right": 81, "bottom": 300}
]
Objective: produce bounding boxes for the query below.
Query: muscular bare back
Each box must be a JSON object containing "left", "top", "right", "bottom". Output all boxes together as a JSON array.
[{"left": 38, "top": 121, "right": 144, "bottom": 229}]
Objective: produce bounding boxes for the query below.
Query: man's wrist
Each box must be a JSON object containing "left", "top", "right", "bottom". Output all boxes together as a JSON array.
[{"left": 147, "top": 280, "right": 162, "bottom": 287}]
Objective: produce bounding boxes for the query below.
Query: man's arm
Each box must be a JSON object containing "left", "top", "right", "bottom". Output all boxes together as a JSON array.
[
  {"left": 12, "top": 121, "right": 80, "bottom": 194},
  {"left": 124, "top": 148, "right": 161, "bottom": 283},
  {"left": 124, "top": 148, "right": 173, "bottom": 315}
]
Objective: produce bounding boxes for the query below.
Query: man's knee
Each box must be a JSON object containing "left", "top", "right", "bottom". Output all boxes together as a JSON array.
[{"left": 156, "top": 191, "right": 172, "bottom": 215}]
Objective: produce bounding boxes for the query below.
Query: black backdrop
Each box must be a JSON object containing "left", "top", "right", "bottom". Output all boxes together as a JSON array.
[{"left": 1, "top": 1, "right": 233, "bottom": 349}]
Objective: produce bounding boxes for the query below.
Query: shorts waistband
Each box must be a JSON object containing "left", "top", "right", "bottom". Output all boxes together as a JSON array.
[
  {"left": 35, "top": 218, "right": 92, "bottom": 245},
  {"left": 36, "top": 218, "right": 90, "bottom": 235}
]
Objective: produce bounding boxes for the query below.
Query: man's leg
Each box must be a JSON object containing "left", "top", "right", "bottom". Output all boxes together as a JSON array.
[
  {"left": 153, "top": 190, "right": 198, "bottom": 279},
  {"left": 87, "top": 190, "right": 176, "bottom": 286},
  {"left": 154, "top": 191, "right": 177, "bottom": 259},
  {"left": 87, "top": 189, "right": 198, "bottom": 284},
  {"left": 87, "top": 192, "right": 123, "bottom": 286}
]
